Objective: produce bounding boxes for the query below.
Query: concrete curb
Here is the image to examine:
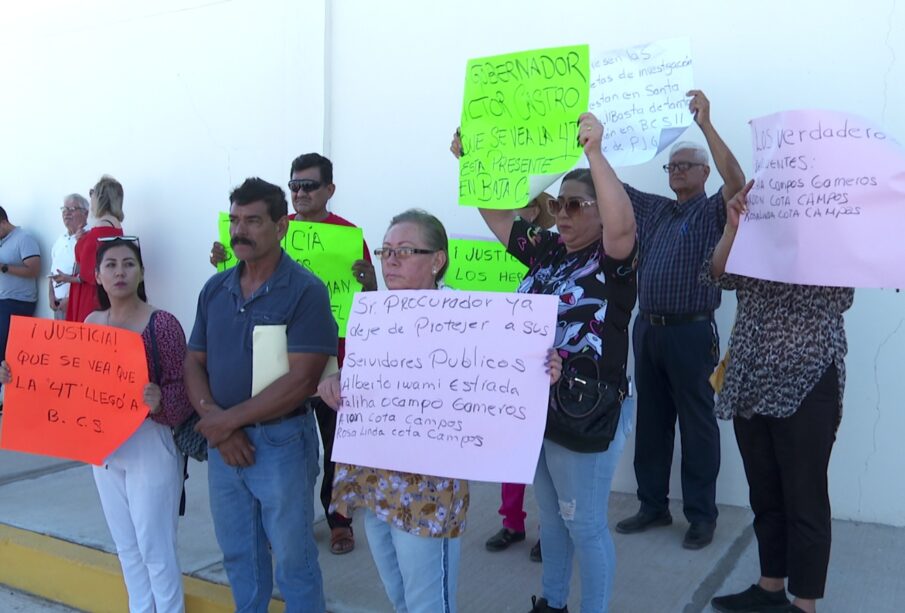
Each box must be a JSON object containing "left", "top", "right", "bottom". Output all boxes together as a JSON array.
[{"left": 0, "top": 523, "right": 285, "bottom": 613}]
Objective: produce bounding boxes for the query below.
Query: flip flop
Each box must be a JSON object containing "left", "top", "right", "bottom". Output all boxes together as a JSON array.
[{"left": 330, "top": 526, "right": 355, "bottom": 555}]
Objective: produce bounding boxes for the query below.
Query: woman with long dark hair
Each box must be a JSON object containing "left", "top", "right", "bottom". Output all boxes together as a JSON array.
[{"left": 4, "top": 236, "right": 193, "bottom": 612}]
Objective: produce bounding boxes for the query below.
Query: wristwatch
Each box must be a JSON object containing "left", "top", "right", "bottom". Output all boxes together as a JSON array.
[{"left": 1, "top": 264, "right": 8, "bottom": 274}]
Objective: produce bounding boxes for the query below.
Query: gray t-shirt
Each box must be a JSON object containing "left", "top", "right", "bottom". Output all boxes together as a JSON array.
[{"left": 0, "top": 227, "right": 41, "bottom": 302}]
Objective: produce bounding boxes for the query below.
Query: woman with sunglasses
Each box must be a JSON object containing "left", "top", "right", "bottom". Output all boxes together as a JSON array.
[
  {"left": 452, "top": 111, "right": 638, "bottom": 613},
  {"left": 5, "top": 236, "right": 195, "bottom": 611},
  {"left": 53, "top": 175, "right": 124, "bottom": 322},
  {"left": 318, "top": 209, "right": 561, "bottom": 612}
]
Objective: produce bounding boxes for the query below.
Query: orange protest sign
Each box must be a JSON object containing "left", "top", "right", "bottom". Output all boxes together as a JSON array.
[{"left": 0, "top": 316, "right": 150, "bottom": 465}]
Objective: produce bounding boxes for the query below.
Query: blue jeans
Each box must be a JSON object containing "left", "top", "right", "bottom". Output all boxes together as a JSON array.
[
  {"left": 0, "top": 299, "right": 36, "bottom": 362},
  {"left": 208, "top": 412, "right": 324, "bottom": 613},
  {"left": 534, "top": 409, "right": 629, "bottom": 612},
  {"left": 363, "top": 510, "right": 461, "bottom": 613}
]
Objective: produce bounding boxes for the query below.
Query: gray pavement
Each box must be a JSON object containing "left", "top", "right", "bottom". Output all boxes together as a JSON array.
[
  {"left": 0, "top": 586, "right": 82, "bottom": 612},
  {"left": 1, "top": 444, "right": 904, "bottom": 612}
]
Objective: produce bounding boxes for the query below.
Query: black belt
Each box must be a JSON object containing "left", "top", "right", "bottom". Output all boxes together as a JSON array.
[
  {"left": 255, "top": 407, "right": 304, "bottom": 427},
  {"left": 642, "top": 311, "right": 712, "bottom": 326}
]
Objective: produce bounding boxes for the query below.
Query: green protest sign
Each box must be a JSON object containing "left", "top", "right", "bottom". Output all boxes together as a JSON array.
[
  {"left": 459, "top": 45, "right": 590, "bottom": 209},
  {"left": 216, "top": 213, "right": 364, "bottom": 337},
  {"left": 445, "top": 238, "right": 528, "bottom": 292}
]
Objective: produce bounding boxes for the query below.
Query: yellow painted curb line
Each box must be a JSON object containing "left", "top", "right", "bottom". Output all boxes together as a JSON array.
[{"left": 0, "top": 523, "right": 285, "bottom": 612}]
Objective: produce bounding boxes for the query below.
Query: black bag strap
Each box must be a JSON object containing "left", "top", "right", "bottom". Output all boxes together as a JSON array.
[{"left": 146, "top": 310, "right": 162, "bottom": 385}]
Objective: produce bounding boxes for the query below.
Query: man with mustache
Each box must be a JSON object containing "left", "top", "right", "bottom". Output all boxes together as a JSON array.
[
  {"left": 187, "top": 178, "right": 337, "bottom": 611},
  {"left": 210, "top": 153, "right": 372, "bottom": 555}
]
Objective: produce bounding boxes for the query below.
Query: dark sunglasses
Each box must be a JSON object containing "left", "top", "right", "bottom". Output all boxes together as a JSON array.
[
  {"left": 546, "top": 197, "right": 596, "bottom": 217},
  {"left": 288, "top": 179, "right": 324, "bottom": 193},
  {"left": 98, "top": 235, "right": 140, "bottom": 247},
  {"left": 663, "top": 162, "right": 705, "bottom": 174}
]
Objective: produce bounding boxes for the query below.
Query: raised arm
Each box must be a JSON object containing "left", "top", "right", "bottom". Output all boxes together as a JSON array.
[
  {"left": 450, "top": 129, "right": 517, "bottom": 245},
  {"left": 688, "top": 90, "right": 746, "bottom": 203},
  {"left": 710, "top": 180, "right": 754, "bottom": 278},
  {"left": 579, "top": 113, "right": 636, "bottom": 260}
]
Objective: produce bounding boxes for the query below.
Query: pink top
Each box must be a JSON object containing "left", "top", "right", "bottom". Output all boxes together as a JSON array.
[{"left": 143, "top": 310, "right": 194, "bottom": 427}]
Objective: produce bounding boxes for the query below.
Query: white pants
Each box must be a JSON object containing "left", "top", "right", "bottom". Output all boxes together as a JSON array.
[{"left": 93, "top": 419, "right": 185, "bottom": 613}]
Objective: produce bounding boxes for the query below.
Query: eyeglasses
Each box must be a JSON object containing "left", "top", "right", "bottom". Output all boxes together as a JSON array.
[
  {"left": 288, "top": 179, "right": 324, "bottom": 193},
  {"left": 663, "top": 162, "right": 705, "bottom": 174},
  {"left": 374, "top": 247, "right": 437, "bottom": 259},
  {"left": 98, "top": 235, "right": 140, "bottom": 246},
  {"left": 60, "top": 206, "right": 87, "bottom": 213},
  {"left": 546, "top": 197, "right": 596, "bottom": 217}
]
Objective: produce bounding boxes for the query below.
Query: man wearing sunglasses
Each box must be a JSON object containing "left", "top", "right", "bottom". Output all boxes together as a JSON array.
[
  {"left": 614, "top": 90, "right": 746, "bottom": 551},
  {"left": 210, "top": 153, "right": 373, "bottom": 556}
]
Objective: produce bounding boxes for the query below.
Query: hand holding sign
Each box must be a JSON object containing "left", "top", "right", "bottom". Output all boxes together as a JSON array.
[
  {"left": 726, "top": 180, "right": 755, "bottom": 232},
  {"left": 0, "top": 317, "right": 150, "bottom": 465}
]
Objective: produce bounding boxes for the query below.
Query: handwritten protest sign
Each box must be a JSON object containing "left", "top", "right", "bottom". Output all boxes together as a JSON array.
[
  {"left": 0, "top": 317, "right": 149, "bottom": 465},
  {"left": 727, "top": 110, "right": 905, "bottom": 288},
  {"left": 332, "top": 290, "right": 558, "bottom": 483},
  {"left": 589, "top": 37, "right": 695, "bottom": 167},
  {"left": 217, "top": 213, "right": 364, "bottom": 335},
  {"left": 445, "top": 238, "right": 528, "bottom": 292},
  {"left": 459, "top": 45, "right": 589, "bottom": 209}
]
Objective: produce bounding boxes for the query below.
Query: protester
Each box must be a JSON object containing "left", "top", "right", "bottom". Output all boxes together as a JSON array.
[
  {"left": 186, "top": 177, "right": 336, "bottom": 612},
  {"left": 57, "top": 176, "right": 124, "bottom": 322},
  {"left": 209, "top": 153, "right": 373, "bottom": 554},
  {"left": 0, "top": 206, "right": 42, "bottom": 371},
  {"left": 485, "top": 191, "right": 555, "bottom": 563},
  {"left": 318, "top": 208, "right": 562, "bottom": 613},
  {"left": 615, "top": 90, "right": 746, "bottom": 550},
  {"left": 452, "top": 110, "right": 637, "bottom": 613},
  {"left": 707, "top": 182, "right": 853, "bottom": 613},
  {"left": 2, "top": 236, "right": 193, "bottom": 612},
  {"left": 48, "top": 194, "right": 89, "bottom": 319}
]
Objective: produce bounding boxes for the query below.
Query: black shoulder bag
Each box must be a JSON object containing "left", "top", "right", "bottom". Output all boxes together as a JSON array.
[
  {"left": 546, "top": 353, "right": 626, "bottom": 453},
  {"left": 147, "top": 312, "right": 208, "bottom": 462}
]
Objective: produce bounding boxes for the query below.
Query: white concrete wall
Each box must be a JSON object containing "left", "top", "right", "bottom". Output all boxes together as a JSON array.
[
  {"left": 2, "top": 0, "right": 904, "bottom": 523},
  {"left": 0, "top": 0, "right": 327, "bottom": 327},
  {"left": 326, "top": 0, "right": 905, "bottom": 525}
]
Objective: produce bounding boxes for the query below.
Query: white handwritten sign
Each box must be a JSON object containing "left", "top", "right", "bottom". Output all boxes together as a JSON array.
[
  {"left": 589, "top": 37, "right": 695, "bottom": 167},
  {"left": 332, "top": 290, "right": 558, "bottom": 483},
  {"left": 727, "top": 110, "right": 905, "bottom": 288}
]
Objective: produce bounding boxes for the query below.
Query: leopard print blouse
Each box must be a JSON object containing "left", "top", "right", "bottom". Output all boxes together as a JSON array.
[{"left": 704, "top": 264, "right": 854, "bottom": 421}]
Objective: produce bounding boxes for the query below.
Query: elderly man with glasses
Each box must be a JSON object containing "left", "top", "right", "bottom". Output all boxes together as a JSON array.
[
  {"left": 614, "top": 90, "right": 746, "bottom": 550},
  {"left": 48, "top": 194, "right": 89, "bottom": 319}
]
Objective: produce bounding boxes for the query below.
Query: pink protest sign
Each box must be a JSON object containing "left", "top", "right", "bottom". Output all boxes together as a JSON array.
[
  {"left": 726, "top": 110, "right": 905, "bottom": 288},
  {"left": 331, "top": 290, "right": 558, "bottom": 484}
]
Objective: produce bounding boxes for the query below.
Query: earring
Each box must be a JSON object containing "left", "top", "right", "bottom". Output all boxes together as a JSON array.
[{"left": 432, "top": 268, "right": 437, "bottom": 275}]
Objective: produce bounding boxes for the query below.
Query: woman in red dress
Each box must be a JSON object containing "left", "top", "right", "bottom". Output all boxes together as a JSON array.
[{"left": 54, "top": 175, "right": 124, "bottom": 322}]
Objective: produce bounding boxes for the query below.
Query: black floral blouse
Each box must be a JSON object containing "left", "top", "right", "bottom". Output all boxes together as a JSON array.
[{"left": 704, "top": 263, "right": 854, "bottom": 421}]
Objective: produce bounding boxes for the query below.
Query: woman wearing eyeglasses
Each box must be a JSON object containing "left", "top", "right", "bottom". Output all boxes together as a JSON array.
[
  {"left": 318, "top": 209, "right": 561, "bottom": 612},
  {"left": 451, "top": 111, "right": 638, "bottom": 613},
  {"left": 53, "top": 175, "right": 124, "bottom": 322},
  {"left": 5, "top": 236, "right": 195, "bottom": 611}
]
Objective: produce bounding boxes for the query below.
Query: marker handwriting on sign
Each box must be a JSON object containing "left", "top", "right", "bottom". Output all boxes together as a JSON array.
[
  {"left": 459, "top": 45, "right": 590, "bottom": 209},
  {"left": 588, "top": 37, "right": 695, "bottom": 167},
  {"left": 727, "top": 110, "right": 905, "bottom": 288},
  {"left": 332, "top": 290, "right": 559, "bottom": 484},
  {"left": 0, "top": 317, "right": 150, "bottom": 465}
]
